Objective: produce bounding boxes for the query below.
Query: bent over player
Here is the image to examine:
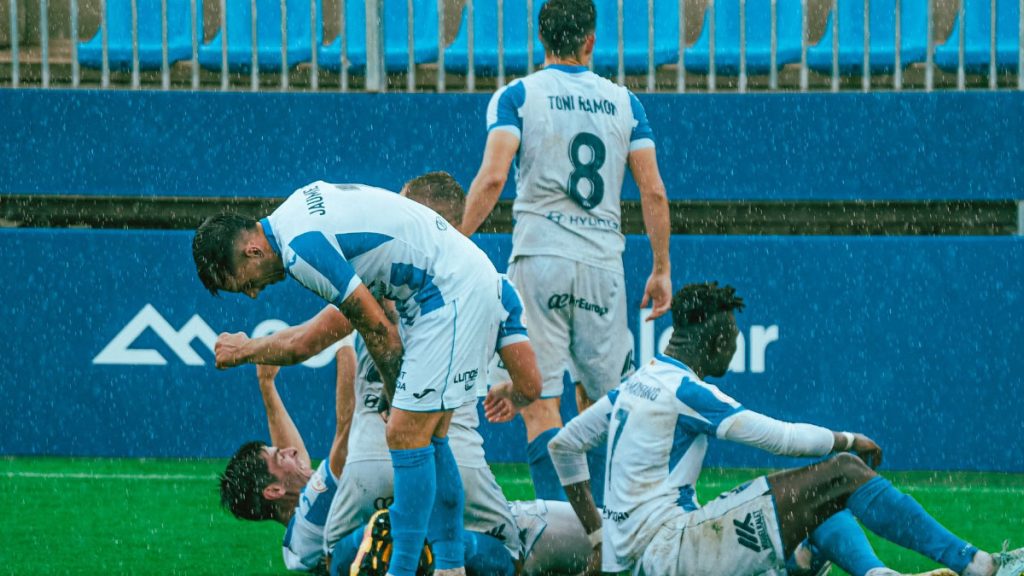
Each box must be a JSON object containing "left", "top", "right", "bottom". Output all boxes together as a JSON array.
[
  {"left": 194, "top": 180, "right": 514, "bottom": 576},
  {"left": 461, "top": 0, "right": 672, "bottom": 503},
  {"left": 549, "top": 282, "right": 1023, "bottom": 576}
]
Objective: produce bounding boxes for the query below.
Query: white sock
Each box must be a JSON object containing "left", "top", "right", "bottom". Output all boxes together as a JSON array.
[{"left": 865, "top": 569, "right": 900, "bottom": 576}]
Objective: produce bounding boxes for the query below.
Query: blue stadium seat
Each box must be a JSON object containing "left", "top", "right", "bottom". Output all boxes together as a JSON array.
[
  {"left": 591, "top": 0, "right": 682, "bottom": 74},
  {"left": 445, "top": 0, "right": 544, "bottom": 74},
  {"left": 198, "top": 0, "right": 322, "bottom": 71},
  {"left": 807, "top": 0, "right": 929, "bottom": 73},
  {"left": 996, "top": 0, "right": 1021, "bottom": 68},
  {"left": 319, "top": 0, "right": 439, "bottom": 71},
  {"left": 935, "top": 0, "right": 1021, "bottom": 71},
  {"left": 78, "top": 0, "right": 200, "bottom": 70},
  {"left": 685, "top": 0, "right": 803, "bottom": 74}
]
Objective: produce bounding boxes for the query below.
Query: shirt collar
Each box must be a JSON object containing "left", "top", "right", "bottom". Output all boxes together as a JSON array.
[
  {"left": 545, "top": 63, "right": 589, "bottom": 74},
  {"left": 655, "top": 353, "right": 693, "bottom": 373},
  {"left": 260, "top": 217, "right": 281, "bottom": 256}
]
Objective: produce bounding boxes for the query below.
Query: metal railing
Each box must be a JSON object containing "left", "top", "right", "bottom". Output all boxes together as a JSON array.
[{"left": 2, "top": 0, "right": 1022, "bottom": 91}]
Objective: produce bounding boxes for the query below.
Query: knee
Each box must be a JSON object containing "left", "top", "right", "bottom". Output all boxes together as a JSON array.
[{"left": 829, "top": 452, "right": 875, "bottom": 483}]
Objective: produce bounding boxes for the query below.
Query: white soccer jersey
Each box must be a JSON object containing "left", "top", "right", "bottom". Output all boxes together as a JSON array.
[
  {"left": 263, "top": 181, "right": 498, "bottom": 323},
  {"left": 282, "top": 459, "right": 339, "bottom": 571},
  {"left": 549, "top": 354, "right": 836, "bottom": 573},
  {"left": 487, "top": 65, "right": 655, "bottom": 272}
]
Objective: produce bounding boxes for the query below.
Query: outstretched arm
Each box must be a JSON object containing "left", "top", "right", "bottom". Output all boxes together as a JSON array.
[
  {"left": 460, "top": 130, "right": 520, "bottom": 236},
  {"left": 328, "top": 343, "right": 357, "bottom": 478},
  {"left": 256, "top": 364, "right": 311, "bottom": 468},
  {"left": 720, "top": 410, "right": 883, "bottom": 468},
  {"left": 628, "top": 147, "right": 672, "bottom": 321},
  {"left": 215, "top": 305, "right": 354, "bottom": 369}
]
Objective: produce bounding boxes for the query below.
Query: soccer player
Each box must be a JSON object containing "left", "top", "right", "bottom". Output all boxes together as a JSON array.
[
  {"left": 218, "top": 349, "right": 356, "bottom": 573},
  {"left": 548, "top": 282, "right": 1024, "bottom": 576},
  {"left": 193, "top": 179, "right": 515, "bottom": 576},
  {"left": 460, "top": 0, "right": 672, "bottom": 503}
]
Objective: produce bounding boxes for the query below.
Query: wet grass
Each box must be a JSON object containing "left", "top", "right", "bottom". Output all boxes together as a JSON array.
[{"left": 1, "top": 457, "right": 1021, "bottom": 575}]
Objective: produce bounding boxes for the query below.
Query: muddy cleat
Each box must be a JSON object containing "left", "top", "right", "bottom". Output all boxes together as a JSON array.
[
  {"left": 349, "top": 509, "right": 434, "bottom": 576},
  {"left": 993, "top": 541, "right": 1024, "bottom": 576}
]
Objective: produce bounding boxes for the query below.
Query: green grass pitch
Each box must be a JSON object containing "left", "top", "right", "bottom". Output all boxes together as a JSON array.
[{"left": 2, "top": 457, "right": 1022, "bottom": 575}]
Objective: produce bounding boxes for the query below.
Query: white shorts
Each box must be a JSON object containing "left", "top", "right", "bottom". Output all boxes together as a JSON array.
[
  {"left": 508, "top": 255, "right": 633, "bottom": 400},
  {"left": 393, "top": 274, "right": 503, "bottom": 412},
  {"left": 639, "top": 477, "right": 785, "bottom": 576},
  {"left": 323, "top": 461, "right": 522, "bottom": 559},
  {"left": 512, "top": 500, "right": 590, "bottom": 576}
]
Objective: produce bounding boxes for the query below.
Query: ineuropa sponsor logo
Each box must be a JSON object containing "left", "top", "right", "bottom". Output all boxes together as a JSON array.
[
  {"left": 547, "top": 293, "right": 609, "bottom": 317},
  {"left": 92, "top": 304, "right": 342, "bottom": 368}
]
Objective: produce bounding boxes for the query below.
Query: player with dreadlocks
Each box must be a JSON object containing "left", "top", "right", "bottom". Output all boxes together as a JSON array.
[{"left": 547, "top": 282, "right": 1024, "bottom": 576}]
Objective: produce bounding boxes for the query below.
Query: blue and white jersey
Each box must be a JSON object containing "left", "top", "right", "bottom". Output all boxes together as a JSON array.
[
  {"left": 282, "top": 459, "right": 339, "bottom": 571},
  {"left": 263, "top": 182, "right": 499, "bottom": 323},
  {"left": 487, "top": 65, "right": 656, "bottom": 272},
  {"left": 550, "top": 354, "right": 835, "bottom": 572}
]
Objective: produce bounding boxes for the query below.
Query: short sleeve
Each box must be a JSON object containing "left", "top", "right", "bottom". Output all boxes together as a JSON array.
[
  {"left": 487, "top": 81, "right": 527, "bottom": 139},
  {"left": 287, "top": 231, "right": 362, "bottom": 307},
  {"left": 627, "top": 91, "right": 655, "bottom": 151}
]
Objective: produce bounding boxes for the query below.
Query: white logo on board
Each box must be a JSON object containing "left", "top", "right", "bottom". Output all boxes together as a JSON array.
[{"left": 93, "top": 304, "right": 340, "bottom": 368}]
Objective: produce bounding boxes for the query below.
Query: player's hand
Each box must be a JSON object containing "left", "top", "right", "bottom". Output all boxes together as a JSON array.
[
  {"left": 256, "top": 364, "right": 280, "bottom": 383},
  {"left": 641, "top": 271, "right": 672, "bottom": 320},
  {"left": 851, "top": 433, "right": 883, "bottom": 469},
  {"left": 484, "top": 382, "right": 519, "bottom": 423},
  {"left": 214, "top": 332, "right": 250, "bottom": 369}
]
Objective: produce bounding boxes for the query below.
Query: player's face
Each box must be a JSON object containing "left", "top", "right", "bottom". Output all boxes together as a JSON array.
[
  {"left": 221, "top": 249, "right": 286, "bottom": 299},
  {"left": 261, "top": 446, "right": 312, "bottom": 489},
  {"left": 707, "top": 313, "right": 740, "bottom": 378}
]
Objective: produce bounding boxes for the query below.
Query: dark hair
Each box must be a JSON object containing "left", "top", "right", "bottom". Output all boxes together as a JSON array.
[
  {"left": 192, "top": 213, "right": 257, "bottom": 296},
  {"left": 539, "top": 0, "right": 597, "bottom": 59},
  {"left": 671, "top": 282, "right": 745, "bottom": 329},
  {"left": 219, "top": 440, "right": 278, "bottom": 521},
  {"left": 403, "top": 171, "right": 466, "bottom": 227}
]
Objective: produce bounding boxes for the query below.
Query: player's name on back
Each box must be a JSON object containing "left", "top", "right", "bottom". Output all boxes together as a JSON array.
[{"left": 547, "top": 95, "right": 618, "bottom": 116}]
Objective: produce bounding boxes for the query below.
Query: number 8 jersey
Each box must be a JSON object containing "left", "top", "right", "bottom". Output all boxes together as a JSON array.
[{"left": 487, "top": 64, "right": 655, "bottom": 273}]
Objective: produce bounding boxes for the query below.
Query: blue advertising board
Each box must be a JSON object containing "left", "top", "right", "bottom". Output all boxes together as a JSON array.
[
  {"left": 1, "top": 228, "right": 1021, "bottom": 471},
  {"left": 1, "top": 89, "right": 1022, "bottom": 200}
]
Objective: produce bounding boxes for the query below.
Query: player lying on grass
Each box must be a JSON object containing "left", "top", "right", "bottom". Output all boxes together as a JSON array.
[{"left": 549, "top": 282, "right": 1023, "bottom": 576}]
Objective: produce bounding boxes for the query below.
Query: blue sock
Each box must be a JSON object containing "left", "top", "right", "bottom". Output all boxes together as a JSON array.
[
  {"left": 527, "top": 428, "right": 567, "bottom": 501},
  {"left": 847, "top": 476, "right": 978, "bottom": 574},
  {"left": 329, "top": 527, "right": 367, "bottom": 576},
  {"left": 586, "top": 440, "right": 607, "bottom": 508},
  {"left": 809, "top": 510, "right": 885, "bottom": 576},
  {"left": 428, "top": 436, "right": 465, "bottom": 570},
  {"left": 389, "top": 445, "right": 436, "bottom": 576},
  {"left": 463, "top": 531, "right": 515, "bottom": 576}
]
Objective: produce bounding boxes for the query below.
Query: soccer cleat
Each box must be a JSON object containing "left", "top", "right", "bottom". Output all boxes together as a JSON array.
[
  {"left": 349, "top": 509, "right": 435, "bottom": 576},
  {"left": 906, "top": 570, "right": 957, "bottom": 576},
  {"left": 993, "top": 541, "right": 1024, "bottom": 576}
]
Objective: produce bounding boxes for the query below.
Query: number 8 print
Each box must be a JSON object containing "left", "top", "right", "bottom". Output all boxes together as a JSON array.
[{"left": 567, "top": 132, "right": 606, "bottom": 210}]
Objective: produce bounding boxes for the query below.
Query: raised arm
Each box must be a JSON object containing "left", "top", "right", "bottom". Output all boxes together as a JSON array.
[
  {"left": 461, "top": 130, "right": 520, "bottom": 236},
  {"left": 256, "top": 364, "right": 311, "bottom": 468},
  {"left": 628, "top": 146, "right": 672, "bottom": 320},
  {"left": 328, "top": 342, "right": 357, "bottom": 478},
  {"left": 215, "top": 304, "right": 354, "bottom": 369}
]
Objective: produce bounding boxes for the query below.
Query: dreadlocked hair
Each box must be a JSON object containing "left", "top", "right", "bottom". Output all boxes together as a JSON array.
[{"left": 671, "top": 282, "right": 745, "bottom": 328}]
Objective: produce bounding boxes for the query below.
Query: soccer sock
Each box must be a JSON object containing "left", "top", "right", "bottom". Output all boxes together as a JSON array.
[
  {"left": 810, "top": 510, "right": 885, "bottom": 576},
  {"left": 389, "top": 445, "right": 437, "bottom": 576},
  {"left": 527, "top": 428, "right": 567, "bottom": 501},
  {"left": 428, "top": 436, "right": 465, "bottom": 570},
  {"left": 585, "top": 440, "right": 607, "bottom": 508},
  {"left": 463, "top": 531, "right": 515, "bottom": 576},
  {"left": 847, "top": 476, "right": 978, "bottom": 574},
  {"left": 328, "top": 527, "right": 367, "bottom": 576}
]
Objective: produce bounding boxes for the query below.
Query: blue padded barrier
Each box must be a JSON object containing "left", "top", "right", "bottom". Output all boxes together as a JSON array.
[
  {"left": 1, "top": 230, "right": 1021, "bottom": 473},
  {"left": 197, "top": 0, "right": 322, "bottom": 70},
  {"left": 686, "top": 0, "right": 803, "bottom": 74},
  {"left": 444, "top": 0, "right": 543, "bottom": 74},
  {"left": 807, "top": 0, "right": 929, "bottom": 73},
  {"left": 319, "top": 0, "right": 439, "bottom": 71},
  {"left": 78, "top": 0, "right": 201, "bottom": 70}
]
